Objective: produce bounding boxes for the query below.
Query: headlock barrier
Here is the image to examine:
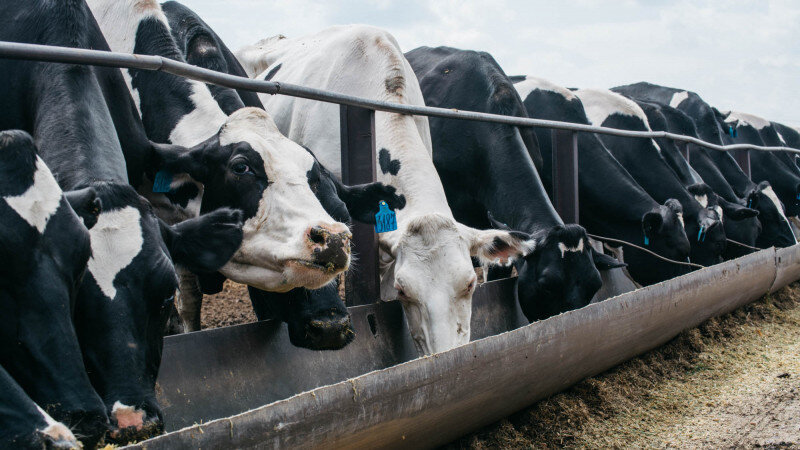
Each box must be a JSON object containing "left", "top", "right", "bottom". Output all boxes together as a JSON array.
[{"left": 0, "top": 41, "right": 798, "bottom": 449}]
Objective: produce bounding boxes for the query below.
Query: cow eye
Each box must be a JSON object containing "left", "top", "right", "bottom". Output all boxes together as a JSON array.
[{"left": 231, "top": 162, "right": 251, "bottom": 175}]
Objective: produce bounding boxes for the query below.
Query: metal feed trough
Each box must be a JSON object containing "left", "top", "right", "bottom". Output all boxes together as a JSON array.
[{"left": 0, "top": 42, "right": 798, "bottom": 449}]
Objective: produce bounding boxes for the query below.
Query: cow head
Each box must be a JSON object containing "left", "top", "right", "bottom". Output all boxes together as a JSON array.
[
  {"left": 0, "top": 130, "right": 109, "bottom": 446},
  {"left": 0, "top": 366, "right": 81, "bottom": 450},
  {"left": 247, "top": 279, "right": 354, "bottom": 350},
  {"left": 687, "top": 183, "right": 760, "bottom": 258},
  {"left": 624, "top": 199, "right": 691, "bottom": 285},
  {"left": 747, "top": 181, "right": 797, "bottom": 248},
  {"left": 379, "top": 213, "right": 530, "bottom": 355},
  {"left": 152, "top": 108, "right": 353, "bottom": 291},
  {"left": 72, "top": 182, "right": 242, "bottom": 444},
  {"left": 487, "top": 215, "right": 624, "bottom": 322}
]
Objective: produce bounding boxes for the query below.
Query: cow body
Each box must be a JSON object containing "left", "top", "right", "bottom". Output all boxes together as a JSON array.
[
  {"left": 0, "top": 2, "right": 244, "bottom": 443},
  {"left": 406, "top": 48, "right": 626, "bottom": 322},
  {"left": 612, "top": 82, "right": 796, "bottom": 249},
  {"left": 237, "top": 26, "right": 531, "bottom": 354},
  {"left": 513, "top": 76, "right": 691, "bottom": 285},
  {"left": 571, "top": 88, "right": 725, "bottom": 266}
]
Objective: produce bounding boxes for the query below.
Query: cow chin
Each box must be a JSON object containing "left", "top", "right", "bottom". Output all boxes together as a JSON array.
[{"left": 220, "top": 259, "right": 347, "bottom": 291}]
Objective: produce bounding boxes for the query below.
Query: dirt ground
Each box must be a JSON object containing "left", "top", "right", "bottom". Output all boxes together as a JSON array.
[
  {"left": 201, "top": 280, "right": 255, "bottom": 329},
  {"left": 446, "top": 283, "right": 800, "bottom": 449}
]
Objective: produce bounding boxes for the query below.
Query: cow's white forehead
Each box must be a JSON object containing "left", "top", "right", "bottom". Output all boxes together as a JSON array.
[
  {"left": 558, "top": 239, "right": 584, "bottom": 258},
  {"left": 669, "top": 91, "right": 689, "bottom": 108},
  {"left": 514, "top": 76, "right": 576, "bottom": 102},
  {"left": 761, "top": 185, "right": 797, "bottom": 243},
  {"left": 87, "top": 206, "right": 145, "bottom": 299},
  {"left": 725, "top": 111, "right": 770, "bottom": 130},
  {"left": 575, "top": 88, "right": 651, "bottom": 129},
  {"left": 218, "top": 108, "right": 314, "bottom": 179},
  {"left": 694, "top": 194, "right": 709, "bottom": 208},
  {"left": 2, "top": 157, "right": 62, "bottom": 233}
]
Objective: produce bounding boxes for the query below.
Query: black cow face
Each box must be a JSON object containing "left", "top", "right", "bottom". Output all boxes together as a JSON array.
[
  {"left": 626, "top": 199, "right": 692, "bottom": 285},
  {"left": 748, "top": 181, "right": 797, "bottom": 248},
  {"left": 248, "top": 279, "right": 355, "bottom": 350},
  {"left": 687, "top": 183, "right": 760, "bottom": 259},
  {"left": 0, "top": 130, "right": 109, "bottom": 446},
  {"left": 514, "top": 224, "right": 623, "bottom": 322},
  {"left": 73, "top": 182, "right": 242, "bottom": 444},
  {"left": 0, "top": 365, "right": 80, "bottom": 449}
]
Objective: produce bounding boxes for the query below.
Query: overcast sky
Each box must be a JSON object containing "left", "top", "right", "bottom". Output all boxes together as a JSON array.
[{"left": 183, "top": 0, "right": 800, "bottom": 126}]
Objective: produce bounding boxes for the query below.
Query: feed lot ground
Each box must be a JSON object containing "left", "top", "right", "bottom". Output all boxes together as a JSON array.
[{"left": 446, "top": 283, "right": 800, "bottom": 449}]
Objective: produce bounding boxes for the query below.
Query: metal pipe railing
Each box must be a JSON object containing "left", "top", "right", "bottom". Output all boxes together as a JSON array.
[{"left": 0, "top": 41, "right": 796, "bottom": 155}]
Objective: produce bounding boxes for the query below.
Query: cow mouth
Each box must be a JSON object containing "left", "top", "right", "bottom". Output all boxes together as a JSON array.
[{"left": 291, "top": 259, "right": 347, "bottom": 273}]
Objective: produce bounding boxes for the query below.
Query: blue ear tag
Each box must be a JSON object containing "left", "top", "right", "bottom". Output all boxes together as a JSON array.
[
  {"left": 697, "top": 226, "right": 706, "bottom": 242},
  {"left": 153, "top": 170, "right": 173, "bottom": 193},
  {"left": 643, "top": 235, "right": 649, "bottom": 246},
  {"left": 796, "top": 193, "right": 800, "bottom": 200},
  {"left": 374, "top": 201, "right": 397, "bottom": 234}
]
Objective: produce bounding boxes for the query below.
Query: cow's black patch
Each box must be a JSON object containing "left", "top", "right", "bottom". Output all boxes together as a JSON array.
[
  {"left": 263, "top": 63, "right": 282, "bottom": 81},
  {"left": 164, "top": 181, "right": 200, "bottom": 208},
  {"left": 378, "top": 148, "right": 401, "bottom": 175}
]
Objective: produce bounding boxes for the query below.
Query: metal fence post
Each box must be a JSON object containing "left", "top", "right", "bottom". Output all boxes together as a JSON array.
[
  {"left": 733, "top": 149, "right": 751, "bottom": 178},
  {"left": 340, "top": 105, "right": 380, "bottom": 306},
  {"left": 551, "top": 129, "right": 579, "bottom": 224}
]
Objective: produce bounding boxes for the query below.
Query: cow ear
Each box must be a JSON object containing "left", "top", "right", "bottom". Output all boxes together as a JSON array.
[
  {"left": 324, "top": 163, "right": 406, "bottom": 224},
  {"left": 643, "top": 211, "right": 664, "bottom": 237},
  {"left": 459, "top": 224, "right": 534, "bottom": 265},
  {"left": 486, "top": 211, "right": 512, "bottom": 231},
  {"left": 149, "top": 140, "right": 215, "bottom": 184},
  {"left": 160, "top": 208, "right": 244, "bottom": 274},
  {"left": 591, "top": 249, "right": 626, "bottom": 271},
  {"left": 64, "top": 187, "right": 102, "bottom": 230},
  {"left": 718, "top": 197, "right": 759, "bottom": 220}
]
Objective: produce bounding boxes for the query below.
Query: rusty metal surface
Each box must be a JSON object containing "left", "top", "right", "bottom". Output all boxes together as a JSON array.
[{"left": 128, "top": 247, "right": 789, "bottom": 450}]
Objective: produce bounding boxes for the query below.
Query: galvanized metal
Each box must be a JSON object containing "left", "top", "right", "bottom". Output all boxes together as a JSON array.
[
  {"left": 124, "top": 247, "right": 790, "bottom": 450},
  {"left": 0, "top": 41, "right": 796, "bottom": 155},
  {"left": 551, "top": 129, "right": 579, "bottom": 224},
  {"left": 340, "top": 105, "right": 380, "bottom": 306}
]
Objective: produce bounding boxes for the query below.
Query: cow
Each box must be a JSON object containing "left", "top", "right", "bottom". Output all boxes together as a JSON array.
[
  {"left": 0, "top": 364, "right": 80, "bottom": 450},
  {"left": 404, "top": 48, "right": 623, "bottom": 322},
  {"left": 88, "top": 0, "right": 404, "bottom": 341},
  {"left": 571, "top": 88, "right": 726, "bottom": 266},
  {"left": 0, "top": 130, "right": 108, "bottom": 447},
  {"left": 0, "top": 1, "right": 245, "bottom": 443},
  {"left": 630, "top": 101, "right": 761, "bottom": 257},
  {"left": 770, "top": 121, "right": 800, "bottom": 173},
  {"left": 612, "top": 82, "right": 797, "bottom": 248},
  {"left": 237, "top": 26, "right": 531, "bottom": 354},
  {"left": 512, "top": 76, "right": 691, "bottom": 285}
]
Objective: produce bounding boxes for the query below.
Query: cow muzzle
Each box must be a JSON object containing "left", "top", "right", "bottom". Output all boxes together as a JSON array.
[
  {"left": 290, "top": 311, "right": 355, "bottom": 350},
  {"left": 108, "top": 402, "right": 163, "bottom": 444},
  {"left": 295, "top": 224, "right": 352, "bottom": 274}
]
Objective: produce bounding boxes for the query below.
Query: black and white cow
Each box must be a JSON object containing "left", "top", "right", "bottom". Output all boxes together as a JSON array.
[
  {"left": 612, "top": 82, "right": 796, "bottom": 248},
  {"left": 1, "top": 364, "right": 80, "bottom": 450},
  {"left": 512, "top": 76, "right": 691, "bottom": 285},
  {"left": 571, "top": 88, "right": 726, "bottom": 266},
  {"left": 88, "top": 1, "right": 404, "bottom": 342},
  {"left": 237, "top": 26, "right": 531, "bottom": 354},
  {"left": 0, "top": 130, "right": 108, "bottom": 446},
  {"left": 405, "top": 47, "right": 623, "bottom": 322},
  {"left": 630, "top": 101, "right": 761, "bottom": 257},
  {"left": 0, "top": 1, "right": 245, "bottom": 443}
]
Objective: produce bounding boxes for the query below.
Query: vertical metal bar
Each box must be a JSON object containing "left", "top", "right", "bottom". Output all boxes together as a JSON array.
[
  {"left": 551, "top": 129, "right": 579, "bottom": 224},
  {"left": 680, "top": 142, "right": 690, "bottom": 163},
  {"left": 340, "top": 105, "right": 379, "bottom": 306},
  {"left": 733, "top": 149, "right": 751, "bottom": 178}
]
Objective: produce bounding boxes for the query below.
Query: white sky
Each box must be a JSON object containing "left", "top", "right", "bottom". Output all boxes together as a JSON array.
[{"left": 182, "top": 0, "right": 800, "bottom": 126}]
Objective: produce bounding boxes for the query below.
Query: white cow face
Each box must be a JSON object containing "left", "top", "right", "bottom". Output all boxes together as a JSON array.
[
  {"left": 380, "top": 213, "right": 530, "bottom": 355},
  {"left": 156, "top": 108, "right": 352, "bottom": 291}
]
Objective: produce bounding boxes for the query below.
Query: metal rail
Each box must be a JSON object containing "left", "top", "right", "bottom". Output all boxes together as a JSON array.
[{"left": 0, "top": 41, "right": 796, "bottom": 155}]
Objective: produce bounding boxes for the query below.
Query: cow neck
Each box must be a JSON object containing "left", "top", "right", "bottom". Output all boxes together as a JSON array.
[
  {"left": 87, "top": 0, "right": 227, "bottom": 147},
  {"left": 686, "top": 145, "right": 740, "bottom": 201},
  {"left": 375, "top": 112, "right": 453, "bottom": 218},
  {"left": 26, "top": 0, "right": 128, "bottom": 190},
  {"left": 479, "top": 127, "right": 562, "bottom": 236}
]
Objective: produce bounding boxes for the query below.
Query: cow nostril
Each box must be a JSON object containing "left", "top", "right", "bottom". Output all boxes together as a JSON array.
[{"left": 308, "top": 226, "right": 327, "bottom": 245}]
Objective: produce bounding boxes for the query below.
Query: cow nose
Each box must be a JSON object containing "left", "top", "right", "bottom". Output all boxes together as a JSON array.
[
  {"left": 108, "top": 403, "right": 164, "bottom": 444},
  {"left": 305, "top": 314, "right": 355, "bottom": 350},
  {"left": 307, "top": 224, "right": 351, "bottom": 272}
]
